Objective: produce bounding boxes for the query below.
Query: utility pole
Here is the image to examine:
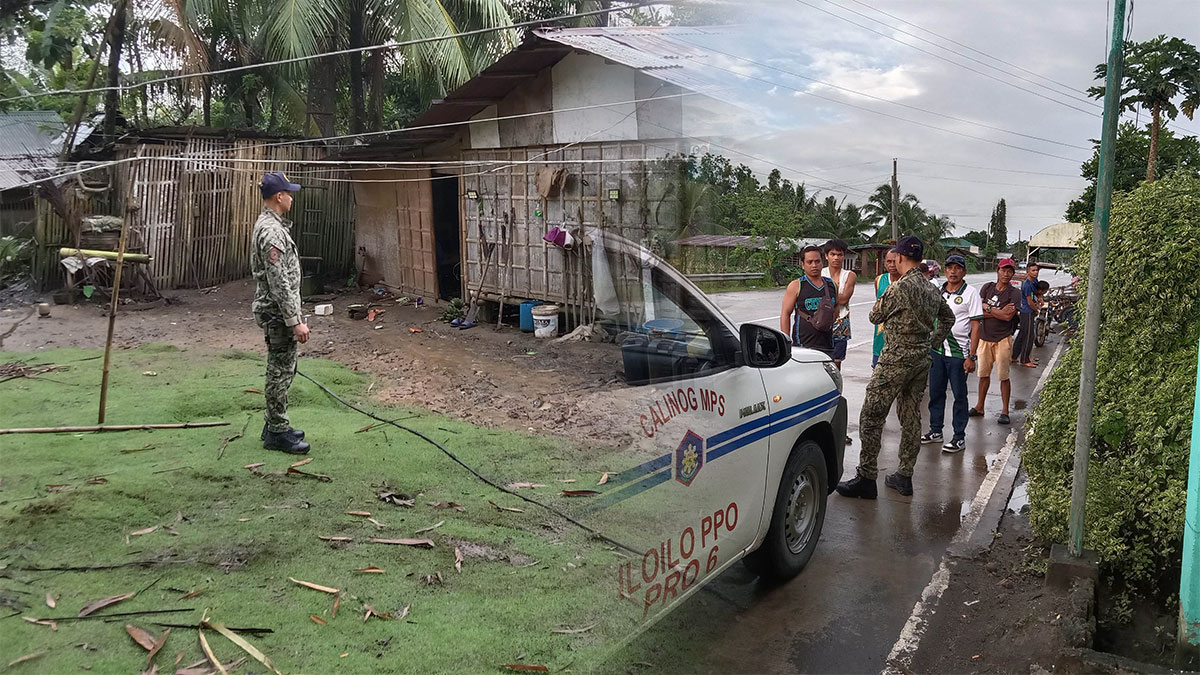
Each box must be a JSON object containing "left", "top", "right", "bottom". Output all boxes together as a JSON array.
[
  {"left": 1069, "top": 0, "right": 1125, "bottom": 559},
  {"left": 890, "top": 158, "right": 899, "bottom": 241},
  {"left": 1180, "top": 343, "right": 1200, "bottom": 664}
]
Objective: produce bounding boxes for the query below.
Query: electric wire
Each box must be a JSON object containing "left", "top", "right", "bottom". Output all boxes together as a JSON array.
[
  {"left": 295, "top": 370, "right": 643, "bottom": 556},
  {"left": 0, "top": 1, "right": 673, "bottom": 104},
  {"left": 675, "top": 36, "right": 1091, "bottom": 151}
]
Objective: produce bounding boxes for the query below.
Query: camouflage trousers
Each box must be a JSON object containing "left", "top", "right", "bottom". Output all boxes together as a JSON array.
[
  {"left": 257, "top": 313, "right": 297, "bottom": 433},
  {"left": 857, "top": 348, "right": 931, "bottom": 480}
]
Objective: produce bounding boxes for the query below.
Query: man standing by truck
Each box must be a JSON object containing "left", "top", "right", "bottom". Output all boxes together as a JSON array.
[
  {"left": 251, "top": 172, "right": 310, "bottom": 455},
  {"left": 780, "top": 245, "right": 836, "bottom": 358},
  {"left": 837, "top": 236, "right": 954, "bottom": 498}
]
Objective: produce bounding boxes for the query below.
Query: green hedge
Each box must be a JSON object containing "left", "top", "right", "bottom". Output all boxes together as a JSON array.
[{"left": 1024, "top": 172, "right": 1200, "bottom": 593}]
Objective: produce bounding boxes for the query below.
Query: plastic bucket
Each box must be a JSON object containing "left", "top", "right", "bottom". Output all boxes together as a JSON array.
[
  {"left": 532, "top": 304, "right": 560, "bottom": 338},
  {"left": 520, "top": 300, "right": 543, "bottom": 332}
]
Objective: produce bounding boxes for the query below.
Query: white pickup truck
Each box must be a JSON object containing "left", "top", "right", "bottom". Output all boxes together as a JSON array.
[{"left": 573, "top": 234, "right": 848, "bottom": 624}]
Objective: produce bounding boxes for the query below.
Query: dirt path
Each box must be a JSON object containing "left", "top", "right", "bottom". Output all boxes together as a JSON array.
[{"left": 0, "top": 282, "right": 637, "bottom": 448}]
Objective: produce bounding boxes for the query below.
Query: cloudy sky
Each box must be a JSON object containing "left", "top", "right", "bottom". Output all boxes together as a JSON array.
[{"left": 674, "top": 0, "right": 1200, "bottom": 236}]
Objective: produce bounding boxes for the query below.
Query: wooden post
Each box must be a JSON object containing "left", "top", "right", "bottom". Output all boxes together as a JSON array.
[{"left": 98, "top": 155, "right": 138, "bottom": 423}]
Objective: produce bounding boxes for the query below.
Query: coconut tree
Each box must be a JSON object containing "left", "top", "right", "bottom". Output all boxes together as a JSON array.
[
  {"left": 1089, "top": 35, "right": 1200, "bottom": 182},
  {"left": 811, "top": 196, "right": 870, "bottom": 243},
  {"left": 862, "top": 183, "right": 920, "bottom": 236}
]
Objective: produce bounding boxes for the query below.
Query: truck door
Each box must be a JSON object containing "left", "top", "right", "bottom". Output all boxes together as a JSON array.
[{"left": 570, "top": 237, "right": 771, "bottom": 622}]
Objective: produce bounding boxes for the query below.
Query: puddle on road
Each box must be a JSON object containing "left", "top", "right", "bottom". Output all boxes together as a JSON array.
[
  {"left": 1013, "top": 399, "right": 1028, "bottom": 411},
  {"left": 1008, "top": 479, "right": 1030, "bottom": 514},
  {"left": 960, "top": 500, "right": 972, "bottom": 522}
]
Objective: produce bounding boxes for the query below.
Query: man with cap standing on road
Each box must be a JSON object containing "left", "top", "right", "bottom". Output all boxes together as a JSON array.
[
  {"left": 921, "top": 255, "right": 982, "bottom": 453},
  {"left": 837, "top": 236, "right": 954, "bottom": 498},
  {"left": 252, "top": 172, "right": 310, "bottom": 455}
]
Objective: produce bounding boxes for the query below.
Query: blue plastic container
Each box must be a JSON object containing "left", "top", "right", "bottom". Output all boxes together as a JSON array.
[{"left": 520, "top": 301, "right": 543, "bottom": 332}]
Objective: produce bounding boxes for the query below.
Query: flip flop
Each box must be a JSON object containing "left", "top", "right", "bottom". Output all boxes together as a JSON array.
[
  {"left": 1022, "top": 362, "right": 1038, "bottom": 368},
  {"left": 458, "top": 321, "right": 477, "bottom": 330},
  {"left": 969, "top": 408, "right": 984, "bottom": 418},
  {"left": 449, "top": 318, "right": 463, "bottom": 327}
]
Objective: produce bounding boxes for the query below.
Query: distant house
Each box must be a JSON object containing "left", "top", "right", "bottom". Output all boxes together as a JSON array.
[
  {"left": 938, "top": 237, "right": 980, "bottom": 259},
  {"left": 341, "top": 25, "right": 750, "bottom": 316},
  {"left": 0, "top": 111, "right": 74, "bottom": 237},
  {"left": 672, "top": 234, "right": 831, "bottom": 274},
  {"left": 850, "top": 243, "right": 892, "bottom": 278}
]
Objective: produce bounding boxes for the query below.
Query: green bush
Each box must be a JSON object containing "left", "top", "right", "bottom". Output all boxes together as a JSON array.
[{"left": 1024, "top": 172, "right": 1200, "bottom": 594}]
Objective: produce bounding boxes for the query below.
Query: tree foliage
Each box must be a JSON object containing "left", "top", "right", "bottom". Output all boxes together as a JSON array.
[
  {"left": 1065, "top": 121, "right": 1200, "bottom": 223},
  {"left": 1090, "top": 35, "right": 1200, "bottom": 182},
  {"left": 1024, "top": 171, "right": 1200, "bottom": 595},
  {"left": 988, "top": 198, "right": 1007, "bottom": 250}
]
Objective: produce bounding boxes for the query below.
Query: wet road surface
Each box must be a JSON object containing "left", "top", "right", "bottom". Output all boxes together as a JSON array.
[{"left": 616, "top": 272, "right": 1065, "bottom": 673}]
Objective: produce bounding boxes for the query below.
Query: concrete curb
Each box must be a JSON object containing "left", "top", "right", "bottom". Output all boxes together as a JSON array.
[{"left": 949, "top": 337, "right": 1067, "bottom": 560}]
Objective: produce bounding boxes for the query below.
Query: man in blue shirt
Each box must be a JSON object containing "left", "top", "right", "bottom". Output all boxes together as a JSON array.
[{"left": 1014, "top": 263, "right": 1040, "bottom": 367}]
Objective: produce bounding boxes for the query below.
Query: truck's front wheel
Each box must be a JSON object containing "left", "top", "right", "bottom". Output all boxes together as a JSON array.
[{"left": 743, "top": 440, "right": 828, "bottom": 582}]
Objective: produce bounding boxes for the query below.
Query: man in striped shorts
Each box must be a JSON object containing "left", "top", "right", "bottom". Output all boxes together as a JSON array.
[{"left": 921, "top": 255, "right": 982, "bottom": 453}]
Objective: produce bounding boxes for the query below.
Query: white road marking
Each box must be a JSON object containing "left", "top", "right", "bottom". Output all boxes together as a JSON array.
[{"left": 882, "top": 337, "right": 1067, "bottom": 675}]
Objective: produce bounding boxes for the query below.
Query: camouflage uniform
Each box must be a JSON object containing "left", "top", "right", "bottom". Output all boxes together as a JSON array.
[
  {"left": 250, "top": 208, "right": 302, "bottom": 433},
  {"left": 857, "top": 267, "right": 955, "bottom": 479}
]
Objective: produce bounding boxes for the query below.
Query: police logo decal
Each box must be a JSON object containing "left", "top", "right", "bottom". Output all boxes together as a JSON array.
[{"left": 674, "top": 430, "right": 705, "bottom": 487}]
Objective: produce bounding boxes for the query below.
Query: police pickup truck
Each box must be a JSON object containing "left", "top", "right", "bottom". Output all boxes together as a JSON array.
[{"left": 571, "top": 233, "right": 848, "bottom": 624}]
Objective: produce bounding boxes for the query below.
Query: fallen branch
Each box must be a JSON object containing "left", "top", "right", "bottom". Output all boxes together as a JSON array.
[
  {"left": 39, "top": 608, "right": 194, "bottom": 622},
  {"left": 218, "top": 416, "right": 252, "bottom": 460},
  {"left": 0, "top": 422, "right": 229, "bottom": 435},
  {"left": 148, "top": 622, "right": 272, "bottom": 635}
]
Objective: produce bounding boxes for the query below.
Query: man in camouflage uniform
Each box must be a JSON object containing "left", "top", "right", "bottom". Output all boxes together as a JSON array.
[
  {"left": 251, "top": 172, "right": 310, "bottom": 455},
  {"left": 837, "top": 236, "right": 953, "bottom": 498}
]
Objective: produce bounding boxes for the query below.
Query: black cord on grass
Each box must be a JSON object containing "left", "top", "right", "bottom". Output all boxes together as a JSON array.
[{"left": 296, "top": 369, "right": 642, "bottom": 557}]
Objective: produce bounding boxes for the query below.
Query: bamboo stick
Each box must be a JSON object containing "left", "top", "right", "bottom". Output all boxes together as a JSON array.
[
  {"left": 97, "top": 170, "right": 136, "bottom": 424},
  {"left": 0, "top": 422, "right": 229, "bottom": 435},
  {"left": 59, "top": 248, "right": 151, "bottom": 263}
]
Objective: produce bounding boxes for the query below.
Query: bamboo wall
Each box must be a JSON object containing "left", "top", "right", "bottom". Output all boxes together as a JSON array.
[
  {"left": 460, "top": 141, "right": 680, "bottom": 308},
  {"left": 35, "top": 139, "right": 355, "bottom": 291}
]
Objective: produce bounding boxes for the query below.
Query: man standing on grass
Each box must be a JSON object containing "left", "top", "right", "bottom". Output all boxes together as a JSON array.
[
  {"left": 871, "top": 251, "right": 902, "bottom": 368},
  {"left": 837, "top": 236, "right": 954, "bottom": 499},
  {"left": 251, "top": 172, "right": 310, "bottom": 455},
  {"left": 921, "top": 255, "right": 982, "bottom": 453},
  {"left": 970, "top": 258, "right": 1020, "bottom": 426},
  {"left": 1014, "top": 262, "right": 1041, "bottom": 368}
]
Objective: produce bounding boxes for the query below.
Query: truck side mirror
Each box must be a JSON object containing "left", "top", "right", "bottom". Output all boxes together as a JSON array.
[{"left": 740, "top": 323, "right": 791, "bottom": 368}]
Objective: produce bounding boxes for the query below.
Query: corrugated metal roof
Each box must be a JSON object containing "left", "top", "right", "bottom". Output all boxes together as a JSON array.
[
  {"left": 533, "top": 26, "right": 735, "bottom": 101},
  {"left": 0, "top": 111, "right": 68, "bottom": 191},
  {"left": 347, "top": 26, "right": 739, "bottom": 155}
]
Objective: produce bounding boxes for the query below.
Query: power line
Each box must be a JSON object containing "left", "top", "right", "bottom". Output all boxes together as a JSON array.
[
  {"left": 679, "top": 36, "right": 1090, "bottom": 151},
  {"left": 898, "top": 158, "right": 1082, "bottom": 178},
  {"left": 841, "top": 0, "right": 1097, "bottom": 102},
  {"left": 0, "top": 1, "right": 670, "bottom": 104},
  {"left": 903, "top": 173, "right": 1083, "bottom": 191},
  {"left": 795, "top": 0, "right": 1100, "bottom": 117},
  {"left": 673, "top": 51, "right": 1088, "bottom": 163},
  {"left": 6, "top": 90, "right": 712, "bottom": 190},
  {"left": 817, "top": 0, "right": 1198, "bottom": 138}
]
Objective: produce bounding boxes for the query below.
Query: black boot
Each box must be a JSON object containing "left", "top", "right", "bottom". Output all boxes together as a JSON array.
[
  {"left": 884, "top": 472, "right": 913, "bottom": 496},
  {"left": 261, "top": 424, "right": 305, "bottom": 442},
  {"left": 835, "top": 475, "right": 877, "bottom": 499},
  {"left": 263, "top": 429, "right": 310, "bottom": 455}
]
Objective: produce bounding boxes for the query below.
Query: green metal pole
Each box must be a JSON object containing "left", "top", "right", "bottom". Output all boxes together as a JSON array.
[
  {"left": 1181, "top": 336, "right": 1200, "bottom": 661},
  {"left": 1069, "top": 0, "right": 1125, "bottom": 558}
]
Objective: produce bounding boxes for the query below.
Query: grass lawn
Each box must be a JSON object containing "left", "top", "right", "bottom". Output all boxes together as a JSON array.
[{"left": 0, "top": 345, "right": 681, "bottom": 674}]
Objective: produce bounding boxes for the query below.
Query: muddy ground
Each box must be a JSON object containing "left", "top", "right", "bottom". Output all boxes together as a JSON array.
[{"left": 0, "top": 282, "right": 638, "bottom": 448}]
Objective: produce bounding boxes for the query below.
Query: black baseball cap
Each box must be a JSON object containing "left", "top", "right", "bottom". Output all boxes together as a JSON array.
[
  {"left": 890, "top": 235, "right": 924, "bottom": 259},
  {"left": 946, "top": 254, "right": 967, "bottom": 268},
  {"left": 260, "top": 172, "right": 301, "bottom": 199}
]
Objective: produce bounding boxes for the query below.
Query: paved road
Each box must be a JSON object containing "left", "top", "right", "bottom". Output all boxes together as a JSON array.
[{"left": 612, "top": 270, "right": 1069, "bottom": 673}]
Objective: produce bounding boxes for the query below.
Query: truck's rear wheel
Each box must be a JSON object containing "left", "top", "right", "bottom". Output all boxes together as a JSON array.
[{"left": 743, "top": 440, "right": 828, "bottom": 582}]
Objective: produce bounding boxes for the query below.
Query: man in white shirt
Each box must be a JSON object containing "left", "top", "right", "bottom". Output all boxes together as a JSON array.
[{"left": 921, "top": 255, "right": 982, "bottom": 453}]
